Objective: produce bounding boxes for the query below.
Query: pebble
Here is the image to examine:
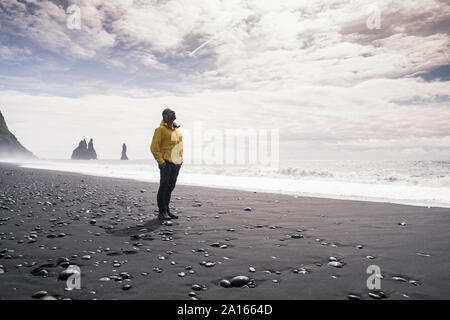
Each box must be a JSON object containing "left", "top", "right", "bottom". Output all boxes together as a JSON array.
[
  {"left": 328, "top": 257, "right": 338, "bottom": 262},
  {"left": 368, "top": 292, "right": 387, "bottom": 299},
  {"left": 347, "top": 294, "right": 361, "bottom": 300},
  {"left": 327, "top": 261, "right": 344, "bottom": 268},
  {"left": 392, "top": 276, "right": 408, "bottom": 282},
  {"left": 290, "top": 234, "right": 303, "bottom": 239},
  {"left": 409, "top": 280, "right": 420, "bottom": 286},
  {"left": 230, "top": 275, "right": 249, "bottom": 287},
  {"left": 59, "top": 269, "right": 79, "bottom": 280},
  {"left": 219, "top": 279, "right": 231, "bottom": 288},
  {"left": 192, "top": 284, "right": 202, "bottom": 291},
  {"left": 32, "top": 291, "right": 48, "bottom": 299},
  {"left": 243, "top": 207, "right": 252, "bottom": 211},
  {"left": 205, "top": 262, "right": 215, "bottom": 268},
  {"left": 122, "top": 284, "right": 132, "bottom": 291},
  {"left": 417, "top": 252, "right": 431, "bottom": 257},
  {"left": 57, "top": 257, "right": 70, "bottom": 265},
  {"left": 35, "top": 269, "right": 49, "bottom": 277},
  {"left": 249, "top": 266, "right": 256, "bottom": 273},
  {"left": 82, "top": 255, "right": 91, "bottom": 260},
  {"left": 178, "top": 272, "right": 186, "bottom": 277},
  {"left": 399, "top": 222, "right": 406, "bottom": 226}
]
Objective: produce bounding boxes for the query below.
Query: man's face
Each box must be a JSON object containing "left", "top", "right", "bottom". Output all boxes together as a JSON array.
[{"left": 165, "top": 109, "right": 176, "bottom": 121}]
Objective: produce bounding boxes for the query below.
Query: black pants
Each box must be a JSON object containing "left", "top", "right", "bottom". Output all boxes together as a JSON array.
[{"left": 157, "top": 162, "right": 181, "bottom": 212}]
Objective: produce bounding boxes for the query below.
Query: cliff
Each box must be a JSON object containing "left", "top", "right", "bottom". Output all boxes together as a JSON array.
[{"left": 0, "top": 110, "right": 36, "bottom": 159}]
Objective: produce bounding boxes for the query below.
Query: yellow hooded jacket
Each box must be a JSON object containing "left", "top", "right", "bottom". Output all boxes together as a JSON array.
[{"left": 150, "top": 120, "right": 183, "bottom": 165}]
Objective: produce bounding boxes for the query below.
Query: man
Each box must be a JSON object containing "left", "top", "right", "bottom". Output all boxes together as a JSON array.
[{"left": 150, "top": 108, "right": 183, "bottom": 220}]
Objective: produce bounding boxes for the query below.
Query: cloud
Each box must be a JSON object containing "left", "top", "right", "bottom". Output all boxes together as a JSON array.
[
  {"left": 0, "top": 0, "right": 449, "bottom": 160},
  {"left": 1, "top": 75, "right": 449, "bottom": 160}
]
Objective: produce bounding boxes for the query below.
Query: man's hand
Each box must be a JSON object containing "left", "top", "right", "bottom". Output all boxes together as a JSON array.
[{"left": 159, "top": 162, "right": 166, "bottom": 169}]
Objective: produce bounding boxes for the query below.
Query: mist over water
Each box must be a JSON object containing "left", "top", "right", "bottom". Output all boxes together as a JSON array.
[{"left": 5, "top": 158, "right": 450, "bottom": 208}]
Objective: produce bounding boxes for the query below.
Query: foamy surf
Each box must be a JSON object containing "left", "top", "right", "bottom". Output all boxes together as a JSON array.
[{"left": 6, "top": 159, "right": 450, "bottom": 208}]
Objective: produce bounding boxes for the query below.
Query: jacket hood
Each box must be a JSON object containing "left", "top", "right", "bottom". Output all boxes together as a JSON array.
[{"left": 160, "top": 120, "right": 180, "bottom": 128}]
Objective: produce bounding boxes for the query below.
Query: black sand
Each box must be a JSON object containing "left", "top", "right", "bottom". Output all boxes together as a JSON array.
[{"left": 0, "top": 162, "right": 449, "bottom": 300}]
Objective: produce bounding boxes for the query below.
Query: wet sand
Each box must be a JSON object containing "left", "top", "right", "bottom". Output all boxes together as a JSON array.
[{"left": 0, "top": 162, "right": 449, "bottom": 300}]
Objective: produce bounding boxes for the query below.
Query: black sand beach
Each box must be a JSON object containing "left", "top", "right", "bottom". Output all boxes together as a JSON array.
[{"left": 0, "top": 162, "right": 449, "bottom": 300}]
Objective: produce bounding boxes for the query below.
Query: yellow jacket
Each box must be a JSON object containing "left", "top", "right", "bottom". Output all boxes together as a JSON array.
[{"left": 150, "top": 120, "right": 183, "bottom": 165}]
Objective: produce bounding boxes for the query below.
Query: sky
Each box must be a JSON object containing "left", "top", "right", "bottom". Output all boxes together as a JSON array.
[{"left": 0, "top": 0, "right": 449, "bottom": 161}]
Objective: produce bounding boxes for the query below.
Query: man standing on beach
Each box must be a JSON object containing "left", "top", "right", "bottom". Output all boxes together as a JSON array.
[{"left": 151, "top": 108, "right": 183, "bottom": 220}]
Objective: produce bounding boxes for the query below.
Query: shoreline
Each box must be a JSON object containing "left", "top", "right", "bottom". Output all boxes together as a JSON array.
[
  {"left": 4, "top": 159, "right": 449, "bottom": 209},
  {"left": 1, "top": 162, "right": 449, "bottom": 300}
]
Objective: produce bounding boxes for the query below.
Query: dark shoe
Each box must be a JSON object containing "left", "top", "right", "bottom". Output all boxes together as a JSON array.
[
  {"left": 158, "top": 209, "right": 170, "bottom": 220},
  {"left": 166, "top": 207, "right": 178, "bottom": 219}
]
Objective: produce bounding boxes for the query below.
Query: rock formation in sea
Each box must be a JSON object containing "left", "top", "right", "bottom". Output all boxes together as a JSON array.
[
  {"left": 71, "top": 138, "right": 97, "bottom": 160},
  {"left": 0, "top": 110, "right": 36, "bottom": 159},
  {"left": 71, "top": 139, "right": 88, "bottom": 160},
  {"left": 121, "top": 143, "right": 128, "bottom": 160},
  {"left": 87, "top": 138, "right": 97, "bottom": 160}
]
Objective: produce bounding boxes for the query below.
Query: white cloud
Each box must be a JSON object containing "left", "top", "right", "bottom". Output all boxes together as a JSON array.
[{"left": 1, "top": 0, "right": 449, "bottom": 160}]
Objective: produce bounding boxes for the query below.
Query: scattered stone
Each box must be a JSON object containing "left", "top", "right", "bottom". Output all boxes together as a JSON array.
[
  {"left": 392, "top": 276, "right": 408, "bottom": 282},
  {"left": 249, "top": 266, "right": 256, "bottom": 273},
  {"left": 243, "top": 207, "right": 252, "bottom": 211},
  {"left": 327, "top": 261, "right": 344, "bottom": 268},
  {"left": 328, "top": 257, "right": 338, "bottom": 262},
  {"left": 230, "top": 275, "right": 249, "bottom": 287},
  {"left": 35, "top": 269, "right": 49, "bottom": 277},
  {"left": 409, "top": 280, "right": 420, "bottom": 286},
  {"left": 32, "top": 291, "right": 48, "bottom": 299},
  {"left": 59, "top": 268, "right": 79, "bottom": 280},
  {"left": 219, "top": 279, "right": 231, "bottom": 288},
  {"left": 122, "top": 284, "right": 132, "bottom": 291},
  {"left": 192, "top": 284, "right": 202, "bottom": 291},
  {"left": 81, "top": 255, "right": 91, "bottom": 260},
  {"left": 178, "top": 272, "right": 186, "bottom": 277},
  {"left": 347, "top": 294, "right": 361, "bottom": 300},
  {"left": 417, "top": 252, "right": 431, "bottom": 257},
  {"left": 368, "top": 291, "right": 387, "bottom": 299}
]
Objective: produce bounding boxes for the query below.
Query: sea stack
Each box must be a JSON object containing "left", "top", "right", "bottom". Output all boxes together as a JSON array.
[
  {"left": 121, "top": 143, "right": 128, "bottom": 160},
  {"left": 87, "top": 138, "right": 97, "bottom": 160},
  {"left": 71, "top": 138, "right": 97, "bottom": 160},
  {"left": 0, "top": 110, "right": 36, "bottom": 159}
]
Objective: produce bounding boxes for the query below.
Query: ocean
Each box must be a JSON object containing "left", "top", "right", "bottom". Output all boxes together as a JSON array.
[{"left": 3, "top": 159, "right": 450, "bottom": 208}]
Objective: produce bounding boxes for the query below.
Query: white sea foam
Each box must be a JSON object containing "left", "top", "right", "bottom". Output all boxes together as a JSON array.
[{"left": 4, "top": 158, "right": 450, "bottom": 208}]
